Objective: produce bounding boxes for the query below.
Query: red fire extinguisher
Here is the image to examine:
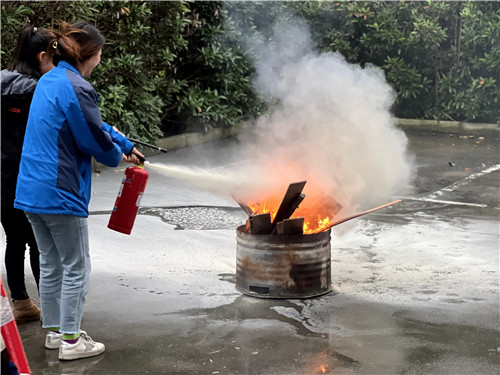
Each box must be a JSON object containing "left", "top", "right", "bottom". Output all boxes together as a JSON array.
[{"left": 108, "top": 163, "right": 149, "bottom": 235}]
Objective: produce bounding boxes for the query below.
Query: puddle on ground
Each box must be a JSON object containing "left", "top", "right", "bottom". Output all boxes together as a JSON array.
[
  {"left": 91, "top": 206, "right": 248, "bottom": 230},
  {"left": 140, "top": 206, "right": 247, "bottom": 230}
]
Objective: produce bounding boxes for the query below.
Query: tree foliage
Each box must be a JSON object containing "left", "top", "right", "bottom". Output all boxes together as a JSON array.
[
  {"left": 293, "top": 1, "right": 499, "bottom": 123},
  {"left": 1, "top": 1, "right": 267, "bottom": 140},
  {"left": 1, "top": 1, "right": 498, "bottom": 143}
]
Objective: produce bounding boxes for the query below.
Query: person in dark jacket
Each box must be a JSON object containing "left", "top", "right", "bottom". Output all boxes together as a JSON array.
[
  {"left": 15, "top": 21, "right": 144, "bottom": 361},
  {"left": 1, "top": 26, "right": 56, "bottom": 324}
]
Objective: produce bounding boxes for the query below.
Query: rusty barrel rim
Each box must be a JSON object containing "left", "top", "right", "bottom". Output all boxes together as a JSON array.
[{"left": 236, "top": 224, "right": 331, "bottom": 243}]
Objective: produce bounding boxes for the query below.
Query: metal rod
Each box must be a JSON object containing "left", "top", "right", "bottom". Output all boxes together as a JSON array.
[
  {"left": 321, "top": 199, "right": 403, "bottom": 231},
  {"left": 129, "top": 138, "right": 168, "bottom": 153}
]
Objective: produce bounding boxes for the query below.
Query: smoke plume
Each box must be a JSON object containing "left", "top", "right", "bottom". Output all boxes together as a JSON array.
[
  {"left": 233, "top": 9, "right": 414, "bottom": 214},
  {"left": 152, "top": 6, "right": 414, "bottom": 221}
]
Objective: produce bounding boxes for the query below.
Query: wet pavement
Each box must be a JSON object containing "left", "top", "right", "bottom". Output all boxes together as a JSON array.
[{"left": 2, "top": 129, "right": 499, "bottom": 374}]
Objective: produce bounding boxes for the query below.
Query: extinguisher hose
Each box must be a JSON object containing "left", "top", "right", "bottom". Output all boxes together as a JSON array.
[{"left": 129, "top": 138, "right": 168, "bottom": 153}]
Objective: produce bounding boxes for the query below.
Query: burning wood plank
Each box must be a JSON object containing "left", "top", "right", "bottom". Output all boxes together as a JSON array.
[
  {"left": 276, "top": 217, "right": 304, "bottom": 235},
  {"left": 232, "top": 194, "right": 253, "bottom": 216},
  {"left": 325, "top": 195, "right": 343, "bottom": 216},
  {"left": 248, "top": 213, "right": 273, "bottom": 234},
  {"left": 270, "top": 181, "right": 306, "bottom": 234}
]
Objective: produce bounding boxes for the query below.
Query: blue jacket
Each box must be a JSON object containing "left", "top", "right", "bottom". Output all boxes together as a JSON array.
[{"left": 14, "top": 61, "right": 133, "bottom": 217}]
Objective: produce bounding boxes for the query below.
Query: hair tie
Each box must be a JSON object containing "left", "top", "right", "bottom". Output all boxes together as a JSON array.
[{"left": 52, "top": 41, "right": 58, "bottom": 49}]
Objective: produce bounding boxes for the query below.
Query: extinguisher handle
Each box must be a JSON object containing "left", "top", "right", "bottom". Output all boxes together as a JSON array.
[{"left": 127, "top": 148, "right": 146, "bottom": 164}]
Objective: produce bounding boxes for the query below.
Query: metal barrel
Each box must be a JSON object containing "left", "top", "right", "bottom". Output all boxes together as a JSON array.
[{"left": 235, "top": 225, "right": 332, "bottom": 298}]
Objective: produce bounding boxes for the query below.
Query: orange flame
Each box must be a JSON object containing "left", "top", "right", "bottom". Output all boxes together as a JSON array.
[
  {"left": 247, "top": 196, "right": 281, "bottom": 222},
  {"left": 245, "top": 190, "right": 340, "bottom": 234}
]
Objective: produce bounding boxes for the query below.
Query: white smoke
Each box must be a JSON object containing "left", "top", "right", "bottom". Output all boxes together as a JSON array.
[
  {"left": 146, "top": 163, "right": 266, "bottom": 197},
  {"left": 151, "top": 7, "right": 414, "bottom": 219},
  {"left": 234, "top": 11, "right": 414, "bottom": 213}
]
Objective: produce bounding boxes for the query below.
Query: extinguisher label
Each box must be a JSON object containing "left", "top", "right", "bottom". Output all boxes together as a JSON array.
[
  {"left": 117, "top": 181, "right": 125, "bottom": 197},
  {"left": 136, "top": 192, "right": 144, "bottom": 207}
]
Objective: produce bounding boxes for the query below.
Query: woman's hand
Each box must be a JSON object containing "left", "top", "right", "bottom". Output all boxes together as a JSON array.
[{"left": 122, "top": 147, "right": 145, "bottom": 165}]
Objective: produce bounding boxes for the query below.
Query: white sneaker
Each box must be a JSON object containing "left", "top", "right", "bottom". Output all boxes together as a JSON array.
[
  {"left": 45, "top": 331, "right": 64, "bottom": 349},
  {"left": 59, "top": 332, "right": 105, "bottom": 361}
]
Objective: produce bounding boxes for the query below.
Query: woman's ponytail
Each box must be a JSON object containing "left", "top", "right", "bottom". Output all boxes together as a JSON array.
[
  {"left": 52, "top": 21, "right": 104, "bottom": 67},
  {"left": 52, "top": 22, "right": 84, "bottom": 66},
  {"left": 9, "top": 26, "right": 56, "bottom": 77}
]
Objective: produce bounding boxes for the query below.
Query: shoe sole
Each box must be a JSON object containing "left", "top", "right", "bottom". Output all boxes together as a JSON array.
[
  {"left": 45, "top": 341, "right": 61, "bottom": 350},
  {"left": 59, "top": 347, "right": 105, "bottom": 361},
  {"left": 15, "top": 316, "right": 41, "bottom": 325}
]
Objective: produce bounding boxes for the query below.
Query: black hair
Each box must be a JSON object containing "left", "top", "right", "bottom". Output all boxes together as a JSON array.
[{"left": 8, "top": 26, "right": 55, "bottom": 77}]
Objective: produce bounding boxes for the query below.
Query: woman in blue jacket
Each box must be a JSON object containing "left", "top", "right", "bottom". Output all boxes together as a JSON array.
[
  {"left": 1, "top": 26, "right": 56, "bottom": 324},
  {"left": 15, "top": 21, "right": 144, "bottom": 361}
]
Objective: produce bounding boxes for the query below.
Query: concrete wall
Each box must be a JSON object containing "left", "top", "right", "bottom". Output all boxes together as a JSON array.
[
  {"left": 396, "top": 118, "right": 499, "bottom": 135},
  {"left": 154, "top": 121, "right": 253, "bottom": 153}
]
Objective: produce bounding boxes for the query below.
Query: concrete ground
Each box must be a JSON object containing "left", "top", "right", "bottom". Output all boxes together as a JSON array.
[{"left": 2, "top": 128, "right": 499, "bottom": 374}]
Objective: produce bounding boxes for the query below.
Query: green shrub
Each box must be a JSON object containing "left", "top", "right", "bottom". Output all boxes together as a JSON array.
[
  {"left": 2, "top": 0, "right": 498, "bottom": 141},
  {"left": 294, "top": 1, "right": 499, "bottom": 123}
]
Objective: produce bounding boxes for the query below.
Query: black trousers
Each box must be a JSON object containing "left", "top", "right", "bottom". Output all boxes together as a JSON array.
[{"left": 1, "top": 204, "right": 40, "bottom": 300}]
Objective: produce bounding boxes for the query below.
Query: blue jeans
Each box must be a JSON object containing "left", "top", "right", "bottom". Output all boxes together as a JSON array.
[{"left": 25, "top": 213, "right": 90, "bottom": 334}]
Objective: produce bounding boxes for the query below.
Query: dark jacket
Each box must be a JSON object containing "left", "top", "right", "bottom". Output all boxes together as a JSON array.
[
  {"left": 1, "top": 69, "right": 39, "bottom": 206},
  {"left": 14, "top": 61, "right": 133, "bottom": 217}
]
